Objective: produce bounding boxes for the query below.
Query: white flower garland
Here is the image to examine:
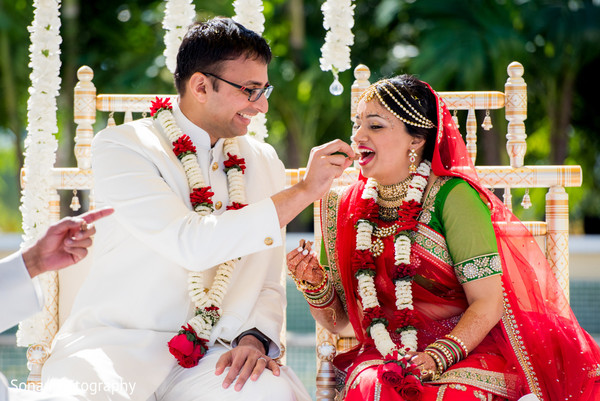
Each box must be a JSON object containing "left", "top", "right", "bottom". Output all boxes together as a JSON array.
[
  {"left": 163, "top": 0, "right": 196, "bottom": 74},
  {"left": 233, "top": 0, "right": 265, "bottom": 35},
  {"left": 319, "top": 0, "right": 355, "bottom": 94},
  {"left": 319, "top": 0, "right": 355, "bottom": 72},
  {"left": 247, "top": 112, "right": 268, "bottom": 143},
  {"left": 355, "top": 161, "right": 431, "bottom": 358},
  {"left": 233, "top": 0, "right": 269, "bottom": 142},
  {"left": 17, "top": 0, "right": 63, "bottom": 347},
  {"left": 155, "top": 107, "right": 246, "bottom": 347}
]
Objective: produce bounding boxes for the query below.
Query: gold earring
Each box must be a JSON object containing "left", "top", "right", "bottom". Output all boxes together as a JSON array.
[{"left": 409, "top": 149, "right": 418, "bottom": 174}]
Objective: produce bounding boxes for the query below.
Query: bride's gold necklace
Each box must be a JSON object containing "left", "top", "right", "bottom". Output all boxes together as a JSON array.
[{"left": 376, "top": 176, "right": 412, "bottom": 222}]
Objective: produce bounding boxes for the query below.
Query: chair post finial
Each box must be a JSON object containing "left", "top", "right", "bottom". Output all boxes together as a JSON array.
[
  {"left": 505, "top": 61, "right": 527, "bottom": 168},
  {"left": 74, "top": 66, "right": 96, "bottom": 170}
]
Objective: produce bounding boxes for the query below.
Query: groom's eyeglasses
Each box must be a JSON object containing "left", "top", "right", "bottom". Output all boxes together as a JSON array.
[{"left": 203, "top": 72, "right": 273, "bottom": 102}]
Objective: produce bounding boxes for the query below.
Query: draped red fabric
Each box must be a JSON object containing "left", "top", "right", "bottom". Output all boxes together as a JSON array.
[
  {"left": 424, "top": 83, "right": 600, "bottom": 400},
  {"left": 330, "top": 82, "right": 600, "bottom": 400}
]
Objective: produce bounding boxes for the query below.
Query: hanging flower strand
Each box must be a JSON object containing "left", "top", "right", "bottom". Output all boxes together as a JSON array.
[
  {"left": 319, "top": 0, "right": 355, "bottom": 95},
  {"left": 17, "top": 0, "right": 63, "bottom": 347},
  {"left": 163, "top": 0, "right": 196, "bottom": 74},
  {"left": 233, "top": 0, "right": 269, "bottom": 142},
  {"left": 150, "top": 97, "right": 247, "bottom": 367},
  {"left": 233, "top": 0, "right": 265, "bottom": 35}
]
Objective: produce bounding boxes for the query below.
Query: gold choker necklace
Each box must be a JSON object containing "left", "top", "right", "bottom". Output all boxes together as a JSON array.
[{"left": 376, "top": 176, "right": 412, "bottom": 221}]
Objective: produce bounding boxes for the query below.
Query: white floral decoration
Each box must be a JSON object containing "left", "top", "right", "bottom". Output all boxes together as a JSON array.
[
  {"left": 319, "top": 0, "right": 355, "bottom": 73},
  {"left": 356, "top": 221, "right": 374, "bottom": 250},
  {"left": 233, "top": 0, "right": 269, "bottom": 142},
  {"left": 354, "top": 161, "right": 431, "bottom": 359},
  {"left": 17, "top": 0, "right": 63, "bottom": 347},
  {"left": 371, "top": 322, "right": 396, "bottom": 357},
  {"left": 247, "top": 112, "right": 268, "bottom": 143},
  {"left": 362, "top": 178, "right": 378, "bottom": 200},
  {"left": 233, "top": 0, "right": 265, "bottom": 35},
  {"left": 156, "top": 107, "right": 246, "bottom": 350},
  {"left": 163, "top": 0, "right": 196, "bottom": 74}
]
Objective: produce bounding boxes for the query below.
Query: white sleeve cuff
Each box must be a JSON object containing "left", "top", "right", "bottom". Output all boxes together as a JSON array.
[{"left": 0, "top": 251, "right": 44, "bottom": 333}]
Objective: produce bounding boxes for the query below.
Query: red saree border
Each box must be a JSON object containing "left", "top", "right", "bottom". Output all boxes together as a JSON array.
[{"left": 500, "top": 293, "right": 543, "bottom": 399}]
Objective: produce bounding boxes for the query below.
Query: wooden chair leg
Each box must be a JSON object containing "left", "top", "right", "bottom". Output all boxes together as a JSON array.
[{"left": 316, "top": 342, "right": 337, "bottom": 401}]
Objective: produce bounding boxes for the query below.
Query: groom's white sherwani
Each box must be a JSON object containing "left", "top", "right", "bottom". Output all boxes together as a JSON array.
[{"left": 42, "top": 105, "right": 300, "bottom": 401}]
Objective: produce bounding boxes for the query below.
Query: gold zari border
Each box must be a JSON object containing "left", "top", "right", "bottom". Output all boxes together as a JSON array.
[
  {"left": 345, "top": 359, "right": 384, "bottom": 391},
  {"left": 322, "top": 186, "right": 348, "bottom": 309},
  {"left": 433, "top": 367, "right": 508, "bottom": 397}
]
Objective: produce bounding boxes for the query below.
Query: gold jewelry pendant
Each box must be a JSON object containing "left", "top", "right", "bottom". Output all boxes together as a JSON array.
[{"left": 371, "top": 237, "right": 384, "bottom": 258}]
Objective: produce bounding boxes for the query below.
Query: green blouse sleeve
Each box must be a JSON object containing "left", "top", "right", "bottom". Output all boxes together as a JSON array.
[
  {"left": 320, "top": 239, "right": 329, "bottom": 267},
  {"left": 435, "top": 179, "right": 502, "bottom": 284}
]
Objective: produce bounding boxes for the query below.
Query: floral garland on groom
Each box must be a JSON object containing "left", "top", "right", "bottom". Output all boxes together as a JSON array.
[{"left": 150, "top": 97, "right": 248, "bottom": 368}]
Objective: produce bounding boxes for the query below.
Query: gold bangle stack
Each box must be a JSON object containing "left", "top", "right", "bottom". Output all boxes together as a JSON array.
[
  {"left": 294, "top": 271, "right": 335, "bottom": 309},
  {"left": 444, "top": 334, "right": 469, "bottom": 357},
  {"left": 427, "top": 341, "right": 455, "bottom": 366},
  {"left": 424, "top": 349, "right": 445, "bottom": 380},
  {"left": 424, "top": 333, "right": 469, "bottom": 380}
]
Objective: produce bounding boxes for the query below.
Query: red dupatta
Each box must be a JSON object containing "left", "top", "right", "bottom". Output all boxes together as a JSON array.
[{"left": 332, "top": 84, "right": 600, "bottom": 400}]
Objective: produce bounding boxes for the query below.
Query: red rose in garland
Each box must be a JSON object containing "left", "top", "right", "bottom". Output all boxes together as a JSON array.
[
  {"left": 226, "top": 202, "right": 247, "bottom": 210},
  {"left": 399, "top": 373, "right": 423, "bottom": 401},
  {"left": 150, "top": 97, "right": 173, "bottom": 116},
  {"left": 172, "top": 135, "right": 197, "bottom": 159},
  {"left": 377, "top": 359, "right": 405, "bottom": 389},
  {"left": 223, "top": 153, "right": 247, "bottom": 173},
  {"left": 376, "top": 354, "right": 423, "bottom": 400},
  {"left": 190, "top": 187, "right": 215, "bottom": 208},
  {"left": 168, "top": 324, "right": 208, "bottom": 368}
]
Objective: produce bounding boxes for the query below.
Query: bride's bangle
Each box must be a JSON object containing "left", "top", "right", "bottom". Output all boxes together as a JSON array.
[
  {"left": 304, "top": 280, "right": 335, "bottom": 309},
  {"left": 303, "top": 274, "right": 334, "bottom": 307}
]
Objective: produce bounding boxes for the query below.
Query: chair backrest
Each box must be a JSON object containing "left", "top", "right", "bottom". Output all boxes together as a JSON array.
[{"left": 303, "top": 62, "right": 582, "bottom": 401}]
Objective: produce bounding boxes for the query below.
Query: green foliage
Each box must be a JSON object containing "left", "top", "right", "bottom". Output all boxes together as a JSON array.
[
  {"left": 0, "top": 142, "right": 22, "bottom": 232},
  {"left": 0, "top": 0, "right": 599, "bottom": 232}
]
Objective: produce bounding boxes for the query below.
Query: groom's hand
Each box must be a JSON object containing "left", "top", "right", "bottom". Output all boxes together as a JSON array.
[
  {"left": 302, "top": 139, "right": 356, "bottom": 199},
  {"left": 215, "top": 335, "right": 280, "bottom": 391}
]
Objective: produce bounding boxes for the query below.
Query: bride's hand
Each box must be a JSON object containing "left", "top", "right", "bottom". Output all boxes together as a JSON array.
[
  {"left": 405, "top": 351, "right": 437, "bottom": 381},
  {"left": 286, "top": 240, "right": 324, "bottom": 287}
]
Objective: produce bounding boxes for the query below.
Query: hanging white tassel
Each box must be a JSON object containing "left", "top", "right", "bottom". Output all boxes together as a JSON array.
[
  {"left": 70, "top": 190, "right": 81, "bottom": 211},
  {"left": 452, "top": 110, "right": 460, "bottom": 129},
  {"left": 521, "top": 189, "right": 532, "bottom": 209},
  {"left": 107, "top": 112, "right": 116, "bottom": 128},
  {"left": 481, "top": 110, "right": 493, "bottom": 131}
]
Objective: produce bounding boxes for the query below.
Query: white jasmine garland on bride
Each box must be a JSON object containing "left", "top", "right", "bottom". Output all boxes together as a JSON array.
[
  {"left": 150, "top": 97, "right": 248, "bottom": 368},
  {"left": 353, "top": 161, "right": 431, "bottom": 359}
]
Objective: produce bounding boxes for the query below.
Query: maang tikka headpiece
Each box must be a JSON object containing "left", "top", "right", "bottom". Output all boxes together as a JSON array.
[{"left": 360, "top": 80, "right": 435, "bottom": 129}]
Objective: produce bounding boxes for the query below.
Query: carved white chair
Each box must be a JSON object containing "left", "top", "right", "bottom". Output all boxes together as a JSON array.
[{"left": 289, "top": 62, "right": 582, "bottom": 401}]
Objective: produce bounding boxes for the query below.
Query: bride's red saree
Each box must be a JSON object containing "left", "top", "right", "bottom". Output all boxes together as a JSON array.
[{"left": 321, "top": 86, "right": 600, "bottom": 400}]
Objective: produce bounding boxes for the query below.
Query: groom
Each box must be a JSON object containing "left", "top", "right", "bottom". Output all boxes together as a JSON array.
[{"left": 41, "top": 17, "right": 354, "bottom": 401}]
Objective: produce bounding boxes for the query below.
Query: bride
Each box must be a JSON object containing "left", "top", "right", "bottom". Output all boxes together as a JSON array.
[{"left": 287, "top": 74, "right": 600, "bottom": 400}]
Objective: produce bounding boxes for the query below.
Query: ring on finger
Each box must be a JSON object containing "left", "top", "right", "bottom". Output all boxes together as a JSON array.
[
  {"left": 257, "top": 356, "right": 268, "bottom": 363},
  {"left": 80, "top": 222, "right": 88, "bottom": 232},
  {"left": 420, "top": 369, "right": 433, "bottom": 379}
]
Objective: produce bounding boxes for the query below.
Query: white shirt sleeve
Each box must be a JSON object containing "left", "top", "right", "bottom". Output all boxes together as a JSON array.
[{"left": 0, "top": 251, "right": 44, "bottom": 333}]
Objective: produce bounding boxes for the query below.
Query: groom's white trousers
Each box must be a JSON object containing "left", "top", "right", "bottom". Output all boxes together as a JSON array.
[{"left": 150, "top": 344, "right": 308, "bottom": 401}]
